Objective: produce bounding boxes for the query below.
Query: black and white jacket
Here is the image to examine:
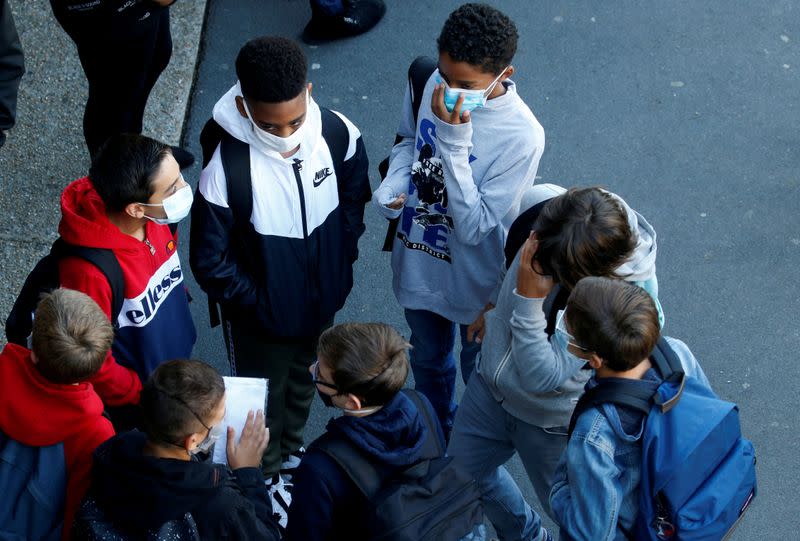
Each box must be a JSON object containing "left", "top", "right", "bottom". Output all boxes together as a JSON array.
[{"left": 190, "top": 83, "right": 371, "bottom": 337}]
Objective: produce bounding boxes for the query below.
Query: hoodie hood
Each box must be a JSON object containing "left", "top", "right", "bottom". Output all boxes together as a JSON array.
[
  {"left": 92, "top": 430, "right": 223, "bottom": 528},
  {"left": 212, "top": 81, "right": 323, "bottom": 160},
  {"left": 325, "top": 392, "right": 430, "bottom": 468},
  {"left": 0, "top": 343, "right": 106, "bottom": 446},
  {"left": 58, "top": 177, "right": 152, "bottom": 255},
  {"left": 611, "top": 192, "right": 658, "bottom": 283}
]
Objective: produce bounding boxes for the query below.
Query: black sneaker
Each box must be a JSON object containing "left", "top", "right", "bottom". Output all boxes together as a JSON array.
[
  {"left": 170, "top": 145, "right": 196, "bottom": 170},
  {"left": 302, "top": 0, "right": 386, "bottom": 44}
]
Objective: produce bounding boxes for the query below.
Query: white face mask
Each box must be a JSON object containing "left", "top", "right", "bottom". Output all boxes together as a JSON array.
[
  {"left": 139, "top": 184, "right": 193, "bottom": 225},
  {"left": 243, "top": 91, "right": 309, "bottom": 154}
]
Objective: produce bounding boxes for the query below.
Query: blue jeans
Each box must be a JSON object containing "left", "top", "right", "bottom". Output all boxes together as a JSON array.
[
  {"left": 448, "top": 372, "right": 568, "bottom": 541},
  {"left": 404, "top": 308, "right": 481, "bottom": 437}
]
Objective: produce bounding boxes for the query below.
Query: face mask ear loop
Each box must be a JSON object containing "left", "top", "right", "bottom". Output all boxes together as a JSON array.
[{"left": 484, "top": 66, "right": 510, "bottom": 97}]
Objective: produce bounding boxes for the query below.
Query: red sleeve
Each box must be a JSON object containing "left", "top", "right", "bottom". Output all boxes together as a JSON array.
[
  {"left": 59, "top": 256, "right": 142, "bottom": 406},
  {"left": 61, "top": 418, "right": 115, "bottom": 541}
]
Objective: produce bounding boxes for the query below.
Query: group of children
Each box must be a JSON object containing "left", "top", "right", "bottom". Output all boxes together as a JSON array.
[{"left": 1, "top": 3, "right": 744, "bottom": 541}]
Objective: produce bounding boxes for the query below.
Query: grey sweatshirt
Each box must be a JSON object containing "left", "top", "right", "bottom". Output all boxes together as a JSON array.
[
  {"left": 476, "top": 187, "right": 660, "bottom": 428},
  {"left": 373, "top": 73, "right": 545, "bottom": 325}
]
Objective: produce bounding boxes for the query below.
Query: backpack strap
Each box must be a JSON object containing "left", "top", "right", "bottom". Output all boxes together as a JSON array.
[
  {"left": 401, "top": 389, "right": 445, "bottom": 459},
  {"left": 320, "top": 107, "right": 349, "bottom": 175},
  {"left": 504, "top": 197, "right": 551, "bottom": 270},
  {"left": 407, "top": 56, "right": 438, "bottom": 125},
  {"left": 566, "top": 337, "right": 685, "bottom": 437},
  {"left": 204, "top": 132, "right": 251, "bottom": 328},
  {"left": 381, "top": 56, "right": 438, "bottom": 252},
  {"left": 56, "top": 239, "right": 125, "bottom": 325},
  {"left": 650, "top": 338, "right": 686, "bottom": 413},
  {"left": 220, "top": 132, "right": 253, "bottom": 232}
]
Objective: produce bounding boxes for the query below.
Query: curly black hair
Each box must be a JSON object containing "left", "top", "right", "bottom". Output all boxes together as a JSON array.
[
  {"left": 236, "top": 36, "right": 307, "bottom": 103},
  {"left": 437, "top": 3, "right": 518, "bottom": 74}
]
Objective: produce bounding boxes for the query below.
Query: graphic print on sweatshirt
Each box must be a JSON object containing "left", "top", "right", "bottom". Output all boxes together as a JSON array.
[
  {"left": 117, "top": 250, "right": 184, "bottom": 329},
  {"left": 397, "top": 118, "right": 475, "bottom": 263}
]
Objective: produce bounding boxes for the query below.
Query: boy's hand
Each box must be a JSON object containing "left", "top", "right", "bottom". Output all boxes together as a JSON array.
[
  {"left": 517, "top": 232, "right": 554, "bottom": 299},
  {"left": 431, "top": 83, "right": 471, "bottom": 125},
  {"left": 385, "top": 193, "right": 407, "bottom": 210},
  {"left": 467, "top": 303, "right": 495, "bottom": 344},
  {"left": 226, "top": 409, "right": 269, "bottom": 470}
]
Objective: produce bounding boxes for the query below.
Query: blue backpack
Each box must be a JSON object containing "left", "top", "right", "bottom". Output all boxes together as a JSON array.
[
  {"left": 0, "top": 430, "right": 67, "bottom": 540},
  {"left": 568, "top": 338, "right": 757, "bottom": 540}
]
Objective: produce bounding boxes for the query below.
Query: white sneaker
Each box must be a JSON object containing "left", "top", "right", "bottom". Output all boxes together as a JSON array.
[
  {"left": 279, "top": 447, "right": 306, "bottom": 484},
  {"left": 264, "top": 473, "right": 292, "bottom": 529}
]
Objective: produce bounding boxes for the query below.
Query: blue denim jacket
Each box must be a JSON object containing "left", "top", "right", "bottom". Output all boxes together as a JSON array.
[{"left": 549, "top": 337, "right": 710, "bottom": 541}]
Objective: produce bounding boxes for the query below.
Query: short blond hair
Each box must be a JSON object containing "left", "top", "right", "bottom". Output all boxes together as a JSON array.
[{"left": 31, "top": 288, "right": 114, "bottom": 384}]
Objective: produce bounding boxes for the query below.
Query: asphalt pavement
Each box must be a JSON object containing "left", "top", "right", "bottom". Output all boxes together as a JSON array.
[
  {"left": 3, "top": 0, "right": 798, "bottom": 537},
  {"left": 180, "top": 1, "right": 799, "bottom": 537}
]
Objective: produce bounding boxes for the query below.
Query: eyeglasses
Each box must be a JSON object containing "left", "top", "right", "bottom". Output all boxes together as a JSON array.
[
  {"left": 311, "top": 360, "right": 340, "bottom": 392},
  {"left": 555, "top": 310, "right": 591, "bottom": 353}
]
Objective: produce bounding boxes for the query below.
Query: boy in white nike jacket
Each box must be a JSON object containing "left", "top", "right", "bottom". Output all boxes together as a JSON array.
[{"left": 190, "top": 36, "right": 370, "bottom": 524}]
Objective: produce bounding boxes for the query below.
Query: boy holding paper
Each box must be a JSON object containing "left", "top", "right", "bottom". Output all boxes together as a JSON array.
[{"left": 73, "top": 360, "right": 281, "bottom": 540}]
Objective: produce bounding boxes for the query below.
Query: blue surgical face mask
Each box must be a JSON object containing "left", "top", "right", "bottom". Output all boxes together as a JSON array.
[
  {"left": 436, "top": 67, "right": 509, "bottom": 113},
  {"left": 553, "top": 309, "right": 592, "bottom": 362}
]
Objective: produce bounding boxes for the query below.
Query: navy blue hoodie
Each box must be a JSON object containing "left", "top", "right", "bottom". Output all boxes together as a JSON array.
[{"left": 285, "top": 391, "right": 444, "bottom": 541}]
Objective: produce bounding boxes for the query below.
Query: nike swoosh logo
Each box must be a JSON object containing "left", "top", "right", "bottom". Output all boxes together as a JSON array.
[{"left": 313, "top": 172, "right": 333, "bottom": 187}]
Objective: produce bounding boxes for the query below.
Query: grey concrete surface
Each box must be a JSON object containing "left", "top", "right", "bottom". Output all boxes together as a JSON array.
[
  {"left": 0, "top": 0, "right": 206, "bottom": 341},
  {"left": 181, "top": 1, "right": 798, "bottom": 538}
]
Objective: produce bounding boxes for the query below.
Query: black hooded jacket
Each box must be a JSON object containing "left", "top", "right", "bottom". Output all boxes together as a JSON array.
[{"left": 76, "top": 430, "right": 280, "bottom": 540}]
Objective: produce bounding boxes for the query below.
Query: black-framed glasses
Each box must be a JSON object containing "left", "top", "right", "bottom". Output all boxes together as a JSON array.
[{"left": 311, "top": 360, "right": 340, "bottom": 392}]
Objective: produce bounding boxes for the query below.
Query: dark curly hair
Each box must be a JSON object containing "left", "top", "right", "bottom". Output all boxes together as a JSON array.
[
  {"left": 236, "top": 36, "right": 307, "bottom": 103},
  {"left": 437, "top": 3, "right": 518, "bottom": 74}
]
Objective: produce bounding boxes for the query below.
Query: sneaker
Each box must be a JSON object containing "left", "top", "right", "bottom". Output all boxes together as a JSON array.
[
  {"left": 265, "top": 473, "right": 292, "bottom": 529},
  {"left": 302, "top": 0, "right": 386, "bottom": 44},
  {"left": 279, "top": 447, "right": 305, "bottom": 483}
]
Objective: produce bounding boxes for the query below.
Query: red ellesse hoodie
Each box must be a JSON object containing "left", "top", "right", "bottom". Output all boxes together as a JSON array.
[
  {"left": 0, "top": 343, "right": 115, "bottom": 540},
  {"left": 58, "top": 177, "right": 196, "bottom": 405}
]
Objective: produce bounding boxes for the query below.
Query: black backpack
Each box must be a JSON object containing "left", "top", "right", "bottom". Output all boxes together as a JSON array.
[
  {"left": 5, "top": 238, "right": 124, "bottom": 346},
  {"left": 197, "top": 107, "right": 350, "bottom": 327},
  {"left": 72, "top": 496, "right": 201, "bottom": 541},
  {"left": 312, "top": 390, "right": 484, "bottom": 541},
  {"left": 502, "top": 195, "right": 570, "bottom": 338},
  {"left": 379, "top": 56, "right": 438, "bottom": 251}
]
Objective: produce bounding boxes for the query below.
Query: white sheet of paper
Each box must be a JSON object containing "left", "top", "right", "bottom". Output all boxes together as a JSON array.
[{"left": 212, "top": 376, "right": 268, "bottom": 465}]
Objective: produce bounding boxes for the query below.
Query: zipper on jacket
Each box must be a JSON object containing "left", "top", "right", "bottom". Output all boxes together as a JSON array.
[
  {"left": 292, "top": 158, "right": 309, "bottom": 238},
  {"left": 492, "top": 346, "right": 512, "bottom": 390},
  {"left": 292, "top": 157, "right": 321, "bottom": 322}
]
